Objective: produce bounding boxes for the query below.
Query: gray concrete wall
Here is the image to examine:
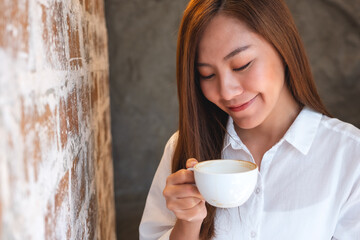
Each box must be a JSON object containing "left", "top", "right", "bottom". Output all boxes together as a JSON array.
[
  {"left": 105, "top": 0, "right": 360, "bottom": 239},
  {"left": 287, "top": 0, "right": 360, "bottom": 125}
]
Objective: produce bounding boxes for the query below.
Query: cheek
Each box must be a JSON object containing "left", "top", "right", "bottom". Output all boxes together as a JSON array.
[
  {"left": 246, "top": 61, "right": 284, "bottom": 93},
  {"left": 266, "top": 64, "right": 286, "bottom": 95},
  {"left": 200, "top": 81, "right": 217, "bottom": 102},
  {"left": 243, "top": 65, "right": 266, "bottom": 91},
  {"left": 265, "top": 53, "right": 286, "bottom": 86}
]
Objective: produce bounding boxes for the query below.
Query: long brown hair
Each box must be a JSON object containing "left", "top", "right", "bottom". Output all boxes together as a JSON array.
[{"left": 173, "top": 0, "right": 330, "bottom": 239}]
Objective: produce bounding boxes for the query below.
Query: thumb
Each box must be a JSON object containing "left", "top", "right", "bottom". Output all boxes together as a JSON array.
[{"left": 186, "top": 158, "right": 199, "bottom": 169}]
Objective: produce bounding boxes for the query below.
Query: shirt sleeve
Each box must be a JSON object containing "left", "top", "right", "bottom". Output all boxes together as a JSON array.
[
  {"left": 332, "top": 162, "right": 360, "bottom": 239},
  {"left": 139, "top": 132, "right": 178, "bottom": 240}
]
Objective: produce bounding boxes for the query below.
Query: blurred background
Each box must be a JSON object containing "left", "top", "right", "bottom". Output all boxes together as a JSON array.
[{"left": 105, "top": 0, "right": 360, "bottom": 239}]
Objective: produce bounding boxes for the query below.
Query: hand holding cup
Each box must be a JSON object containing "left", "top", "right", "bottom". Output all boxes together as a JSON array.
[{"left": 162, "top": 158, "right": 207, "bottom": 222}]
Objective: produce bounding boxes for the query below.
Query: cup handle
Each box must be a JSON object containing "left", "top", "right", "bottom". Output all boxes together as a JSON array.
[{"left": 187, "top": 168, "right": 196, "bottom": 186}]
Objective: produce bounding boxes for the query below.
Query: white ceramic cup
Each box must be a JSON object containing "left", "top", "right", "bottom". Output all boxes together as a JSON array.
[{"left": 189, "top": 159, "right": 258, "bottom": 208}]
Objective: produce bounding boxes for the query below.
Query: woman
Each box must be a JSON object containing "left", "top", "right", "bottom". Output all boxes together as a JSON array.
[{"left": 139, "top": 0, "right": 360, "bottom": 239}]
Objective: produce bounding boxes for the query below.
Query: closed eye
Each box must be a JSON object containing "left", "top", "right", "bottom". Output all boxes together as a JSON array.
[
  {"left": 199, "top": 61, "right": 252, "bottom": 79},
  {"left": 233, "top": 61, "right": 252, "bottom": 72},
  {"left": 200, "top": 73, "right": 215, "bottom": 80}
]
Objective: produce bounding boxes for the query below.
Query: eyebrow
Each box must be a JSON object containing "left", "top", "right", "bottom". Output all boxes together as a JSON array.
[
  {"left": 224, "top": 45, "right": 250, "bottom": 60},
  {"left": 197, "top": 45, "right": 251, "bottom": 67}
]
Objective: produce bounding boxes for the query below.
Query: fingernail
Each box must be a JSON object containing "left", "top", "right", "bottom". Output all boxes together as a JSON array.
[{"left": 190, "top": 159, "right": 198, "bottom": 164}]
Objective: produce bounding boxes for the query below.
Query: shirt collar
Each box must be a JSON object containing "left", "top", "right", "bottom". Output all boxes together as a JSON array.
[
  {"left": 223, "top": 116, "right": 247, "bottom": 150},
  {"left": 223, "top": 106, "right": 323, "bottom": 155},
  {"left": 283, "top": 106, "right": 322, "bottom": 155}
]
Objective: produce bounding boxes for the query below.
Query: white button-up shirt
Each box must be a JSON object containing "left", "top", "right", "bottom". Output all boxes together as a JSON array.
[{"left": 139, "top": 107, "right": 360, "bottom": 240}]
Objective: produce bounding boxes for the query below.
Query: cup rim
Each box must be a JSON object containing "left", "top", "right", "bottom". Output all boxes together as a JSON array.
[{"left": 193, "top": 159, "right": 257, "bottom": 175}]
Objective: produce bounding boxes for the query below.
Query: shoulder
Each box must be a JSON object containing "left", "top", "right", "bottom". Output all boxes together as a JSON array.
[
  {"left": 159, "top": 131, "right": 179, "bottom": 168},
  {"left": 319, "top": 115, "right": 360, "bottom": 145},
  {"left": 316, "top": 115, "right": 360, "bottom": 175},
  {"left": 164, "top": 131, "right": 179, "bottom": 153},
  {"left": 314, "top": 116, "right": 360, "bottom": 188}
]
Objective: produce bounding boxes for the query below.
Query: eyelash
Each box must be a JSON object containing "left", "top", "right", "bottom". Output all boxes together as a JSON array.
[
  {"left": 233, "top": 61, "right": 252, "bottom": 72},
  {"left": 200, "top": 61, "right": 252, "bottom": 80}
]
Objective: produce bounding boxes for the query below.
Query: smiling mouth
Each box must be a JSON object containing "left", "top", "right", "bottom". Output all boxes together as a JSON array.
[{"left": 228, "top": 95, "right": 257, "bottom": 112}]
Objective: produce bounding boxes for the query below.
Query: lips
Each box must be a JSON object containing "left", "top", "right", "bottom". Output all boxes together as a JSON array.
[{"left": 228, "top": 95, "right": 257, "bottom": 112}]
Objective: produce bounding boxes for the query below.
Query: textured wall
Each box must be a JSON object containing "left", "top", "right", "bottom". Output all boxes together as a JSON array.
[
  {"left": 106, "top": 0, "right": 360, "bottom": 239},
  {"left": 0, "top": 0, "right": 116, "bottom": 239},
  {"left": 287, "top": 0, "right": 360, "bottom": 126}
]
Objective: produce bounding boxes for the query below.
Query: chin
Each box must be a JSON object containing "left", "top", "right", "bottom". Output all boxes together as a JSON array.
[
  {"left": 232, "top": 109, "right": 268, "bottom": 129},
  {"left": 233, "top": 118, "right": 262, "bottom": 130},
  {"left": 236, "top": 123, "right": 260, "bottom": 130}
]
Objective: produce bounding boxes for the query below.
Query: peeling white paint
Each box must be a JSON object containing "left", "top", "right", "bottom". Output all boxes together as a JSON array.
[
  {"left": 6, "top": 24, "right": 19, "bottom": 37},
  {"left": 0, "top": 0, "right": 116, "bottom": 239}
]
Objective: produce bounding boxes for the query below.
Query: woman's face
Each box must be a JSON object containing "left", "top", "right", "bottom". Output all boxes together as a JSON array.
[{"left": 197, "top": 14, "right": 295, "bottom": 130}]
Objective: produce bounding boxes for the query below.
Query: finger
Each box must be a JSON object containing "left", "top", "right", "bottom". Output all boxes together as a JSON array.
[
  {"left": 163, "top": 184, "right": 204, "bottom": 200},
  {"left": 166, "top": 169, "right": 195, "bottom": 185},
  {"left": 173, "top": 200, "right": 207, "bottom": 222},
  {"left": 166, "top": 197, "right": 203, "bottom": 211},
  {"left": 186, "top": 158, "right": 199, "bottom": 169}
]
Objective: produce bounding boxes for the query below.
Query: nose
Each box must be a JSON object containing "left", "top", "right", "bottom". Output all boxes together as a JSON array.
[{"left": 219, "top": 71, "right": 243, "bottom": 101}]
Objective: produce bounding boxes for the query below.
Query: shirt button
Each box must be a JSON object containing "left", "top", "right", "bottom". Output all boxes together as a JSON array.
[
  {"left": 255, "top": 187, "right": 261, "bottom": 194},
  {"left": 251, "top": 231, "right": 257, "bottom": 238}
]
